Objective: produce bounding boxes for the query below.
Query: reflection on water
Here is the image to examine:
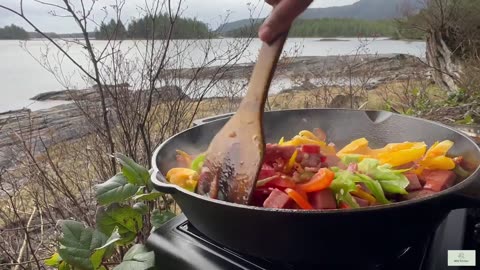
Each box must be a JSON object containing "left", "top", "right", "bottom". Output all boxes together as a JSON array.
[{"left": 0, "top": 38, "right": 425, "bottom": 112}]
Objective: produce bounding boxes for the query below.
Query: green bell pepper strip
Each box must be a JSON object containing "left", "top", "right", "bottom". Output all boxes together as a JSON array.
[{"left": 191, "top": 154, "right": 206, "bottom": 173}]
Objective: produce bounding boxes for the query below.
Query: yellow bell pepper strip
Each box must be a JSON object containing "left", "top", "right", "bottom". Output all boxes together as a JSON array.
[
  {"left": 278, "top": 136, "right": 285, "bottom": 144},
  {"left": 425, "top": 140, "right": 454, "bottom": 158},
  {"left": 285, "top": 188, "right": 313, "bottom": 209},
  {"left": 337, "top": 138, "right": 371, "bottom": 157},
  {"left": 176, "top": 150, "right": 193, "bottom": 167},
  {"left": 413, "top": 140, "right": 456, "bottom": 172},
  {"left": 299, "top": 130, "right": 323, "bottom": 142},
  {"left": 376, "top": 142, "right": 427, "bottom": 167},
  {"left": 281, "top": 129, "right": 336, "bottom": 154},
  {"left": 351, "top": 187, "right": 376, "bottom": 205},
  {"left": 377, "top": 142, "right": 418, "bottom": 153},
  {"left": 281, "top": 135, "right": 327, "bottom": 147},
  {"left": 285, "top": 150, "right": 299, "bottom": 173},
  {"left": 420, "top": 156, "right": 455, "bottom": 170},
  {"left": 256, "top": 175, "right": 281, "bottom": 187},
  {"left": 293, "top": 163, "right": 305, "bottom": 173},
  {"left": 166, "top": 168, "right": 199, "bottom": 192},
  {"left": 298, "top": 168, "right": 335, "bottom": 192}
]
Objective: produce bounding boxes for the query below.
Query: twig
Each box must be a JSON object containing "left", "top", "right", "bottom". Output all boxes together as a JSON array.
[
  {"left": 13, "top": 207, "right": 37, "bottom": 270},
  {"left": 1, "top": 257, "right": 50, "bottom": 267}
]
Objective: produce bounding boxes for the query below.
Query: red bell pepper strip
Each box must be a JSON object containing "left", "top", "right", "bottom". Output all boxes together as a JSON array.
[
  {"left": 301, "top": 144, "right": 321, "bottom": 154},
  {"left": 263, "top": 177, "right": 296, "bottom": 189},
  {"left": 294, "top": 187, "right": 308, "bottom": 201},
  {"left": 298, "top": 168, "right": 335, "bottom": 193},
  {"left": 340, "top": 202, "right": 350, "bottom": 209},
  {"left": 285, "top": 188, "right": 313, "bottom": 209}
]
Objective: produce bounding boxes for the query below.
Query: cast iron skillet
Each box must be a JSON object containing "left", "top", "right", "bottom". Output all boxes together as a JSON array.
[{"left": 150, "top": 109, "right": 480, "bottom": 266}]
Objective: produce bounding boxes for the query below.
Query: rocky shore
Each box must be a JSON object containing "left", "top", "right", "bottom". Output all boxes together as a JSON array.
[
  {"left": 0, "top": 103, "right": 94, "bottom": 169},
  {"left": 176, "top": 54, "right": 428, "bottom": 84},
  {"left": 0, "top": 54, "right": 428, "bottom": 170}
]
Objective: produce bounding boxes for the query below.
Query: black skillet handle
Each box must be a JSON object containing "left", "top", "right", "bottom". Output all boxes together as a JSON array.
[
  {"left": 150, "top": 169, "right": 178, "bottom": 194},
  {"left": 448, "top": 168, "right": 480, "bottom": 209}
]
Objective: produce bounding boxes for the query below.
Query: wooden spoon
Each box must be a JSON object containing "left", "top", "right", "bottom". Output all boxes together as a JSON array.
[{"left": 196, "top": 32, "right": 289, "bottom": 204}]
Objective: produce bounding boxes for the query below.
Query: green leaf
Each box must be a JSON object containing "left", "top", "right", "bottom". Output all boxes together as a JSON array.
[
  {"left": 45, "top": 252, "right": 62, "bottom": 267},
  {"left": 151, "top": 210, "right": 176, "bottom": 229},
  {"left": 96, "top": 204, "right": 143, "bottom": 245},
  {"left": 133, "top": 190, "right": 163, "bottom": 201},
  {"left": 91, "top": 227, "right": 121, "bottom": 269},
  {"left": 59, "top": 261, "right": 71, "bottom": 270},
  {"left": 58, "top": 220, "right": 109, "bottom": 270},
  {"left": 115, "top": 153, "right": 150, "bottom": 186},
  {"left": 457, "top": 114, "right": 474, "bottom": 125},
  {"left": 114, "top": 244, "right": 155, "bottom": 270},
  {"left": 133, "top": 202, "right": 148, "bottom": 215},
  {"left": 95, "top": 174, "right": 140, "bottom": 206}
]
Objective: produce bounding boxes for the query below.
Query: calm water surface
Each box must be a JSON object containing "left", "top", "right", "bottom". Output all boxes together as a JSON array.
[{"left": 0, "top": 38, "right": 425, "bottom": 113}]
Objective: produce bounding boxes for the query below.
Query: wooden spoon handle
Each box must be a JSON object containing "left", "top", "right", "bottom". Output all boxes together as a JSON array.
[{"left": 239, "top": 32, "right": 289, "bottom": 113}]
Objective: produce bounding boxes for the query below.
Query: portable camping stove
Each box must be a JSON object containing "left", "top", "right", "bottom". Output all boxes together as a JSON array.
[{"left": 146, "top": 209, "right": 475, "bottom": 270}]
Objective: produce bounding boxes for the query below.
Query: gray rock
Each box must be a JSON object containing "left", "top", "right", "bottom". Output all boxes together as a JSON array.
[
  {"left": 0, "top": 103, "right": 95, "bottom": 169},
  {"left": 30, "top": 84, "right": 188, "bottom": 102}
]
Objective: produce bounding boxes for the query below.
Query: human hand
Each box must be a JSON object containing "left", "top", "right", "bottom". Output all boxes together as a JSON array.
[{"left": 259, "top": 0, "right": 313, "bottom": 43}]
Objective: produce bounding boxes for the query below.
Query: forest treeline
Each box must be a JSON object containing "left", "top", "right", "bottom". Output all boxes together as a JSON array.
[
  {"left": 1, "top": 17, "right": 423, "bottom": 40},
  {"left": 224, "top": 18, "right": 423, "bottom": 39},
  {"left": 0, "top": 24, "right": 29, "bottom": 40},
  {"left": 94, "top": 14, "right": 210, "bottom": 40}
]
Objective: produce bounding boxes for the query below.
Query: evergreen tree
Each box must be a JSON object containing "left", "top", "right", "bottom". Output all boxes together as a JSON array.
[{"left": 0, "top": 24, "right": 29, "bottom": 40}]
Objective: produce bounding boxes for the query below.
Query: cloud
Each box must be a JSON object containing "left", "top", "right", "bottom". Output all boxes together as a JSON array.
[{"left": 0, "top": 0, "right": 359, "bottom": 33}]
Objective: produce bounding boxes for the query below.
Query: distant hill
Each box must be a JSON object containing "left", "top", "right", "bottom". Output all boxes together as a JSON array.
[
  {"left": 300, "top": 0, "right": 419, "bottom": 20},
  {"left": 216, "top": 18, "right": 263, "bottom": 34},
  {"left": 218, "top": 0, "right": 421, "bottom": 34}
]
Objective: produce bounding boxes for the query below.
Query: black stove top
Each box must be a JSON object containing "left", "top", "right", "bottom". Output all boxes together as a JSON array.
[{"left": 147, "top": 209, "right": 471, "bottom": 270}]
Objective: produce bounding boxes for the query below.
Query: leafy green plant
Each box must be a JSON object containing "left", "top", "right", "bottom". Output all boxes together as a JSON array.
[
  {"left": 456, "top": 113, "right": 475, "bottom": 125},
  {"left": 45, "top": 153, "right": 176, "bottom": 269},
  {"left": 446, "top": 88, "right": 468, "bottom": 105}
]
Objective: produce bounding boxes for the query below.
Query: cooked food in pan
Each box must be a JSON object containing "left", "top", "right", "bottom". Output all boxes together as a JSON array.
[{"left": 166, "top": 128, "right": 473, "bottom": 210}]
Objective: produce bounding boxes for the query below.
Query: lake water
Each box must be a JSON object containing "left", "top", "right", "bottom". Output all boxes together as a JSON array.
[{"left": 0, "top": 38, "right": 425, "bottom": 113}]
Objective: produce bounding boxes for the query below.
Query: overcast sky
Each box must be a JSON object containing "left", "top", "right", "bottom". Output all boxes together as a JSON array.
[{"left": 0, "top": 0, "right": 359, "bottom": 33}]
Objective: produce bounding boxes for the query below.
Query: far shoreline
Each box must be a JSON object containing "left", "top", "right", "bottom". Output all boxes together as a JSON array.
[{"left": 0, "top": 53, "right": 426, "bottom": 114}]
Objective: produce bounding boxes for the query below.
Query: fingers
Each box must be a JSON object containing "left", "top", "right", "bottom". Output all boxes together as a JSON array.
[
  {"left": 259, "top": 0, "right": 313, "bottom": 43},
  {"left": 265, "top": 0, "right": 281, "bottom": 6}
]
